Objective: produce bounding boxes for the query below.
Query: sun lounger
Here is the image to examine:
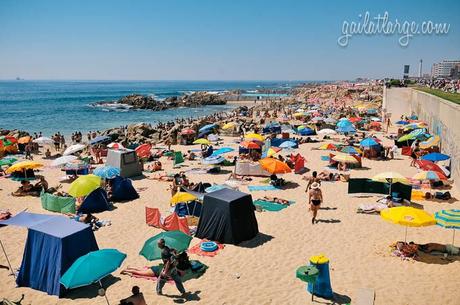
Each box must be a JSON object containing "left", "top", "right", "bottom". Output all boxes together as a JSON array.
[{"left": 355, "top": 288, "right": 375, "bottom": 305}]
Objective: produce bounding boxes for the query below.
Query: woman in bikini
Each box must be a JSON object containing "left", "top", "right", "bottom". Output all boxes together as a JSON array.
[{"left": 308, "top": 182, "right": 323, "bottom": 224}]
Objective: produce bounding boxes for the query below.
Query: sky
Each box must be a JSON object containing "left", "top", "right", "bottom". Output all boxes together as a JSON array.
[{"left": 0, "top": 0, "right": 459, "bottom": 81}]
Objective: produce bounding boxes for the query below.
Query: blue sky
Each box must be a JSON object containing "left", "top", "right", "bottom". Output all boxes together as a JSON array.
[{"left": 0, "top": 0, "right": 459, "bottom": 80}]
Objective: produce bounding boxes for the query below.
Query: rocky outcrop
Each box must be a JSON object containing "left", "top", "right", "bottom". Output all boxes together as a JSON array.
[{"left": 94, "top": 91, "right": 227, "bottom": 111}]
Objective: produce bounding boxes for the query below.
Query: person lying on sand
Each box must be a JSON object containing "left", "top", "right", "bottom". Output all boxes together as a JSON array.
[
  {"left": 317, "top": 170, "right": 340, "bottom": 181},
  {"left": 12, "top": 181, "right": 40, "bottom": 197},
  {"left": 65, "top": 212, "right": 111, "bottom": 230},
  {"left": 418, "top": 243, "right": 459, "bottom": 255},
  {"left": 260, "top": 196, "right": 290, "bottom": 205},
  {"left": 148, "top": 173, "right": 173, "bottom": 182},
  {"left": 146, "top": 161, "right": 162, "bottom": 172}
]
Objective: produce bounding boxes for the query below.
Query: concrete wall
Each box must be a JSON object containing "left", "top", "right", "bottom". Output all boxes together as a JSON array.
[{"left": 383, "top": 87, "right": 460, "bottom": 192}]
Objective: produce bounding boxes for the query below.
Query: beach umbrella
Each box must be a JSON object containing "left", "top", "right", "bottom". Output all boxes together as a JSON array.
[
  {"left": 170, "top": 192, "right": 197, "bottom": 205},
  {"left": 259, "top": 158, "right": 291, "bottom": 174},
  {"left": 202, "top": 155, "right": 225, "bottom": 165},
  {"left": 107, "top": 142, "right": 125, "bottom": 150},
  {"left": 419, "top": 135, "right": 440, "bottom": 149},
  {"left": 311, "top": 116, "right": 325, "bottom": 122},
  {"left": 336, "top": 125, "right": 356, "bottom": 133},
  {"left": 60, "top": 249, "right": 126, "bottom": 305},
  {"left": 279, "top": 141, "right": 297, "bottom": 149},
  {"left": 199, "top": 124, "right": 217, "bottom": 132},
  {"left": 293, "top": 112, "right": 305, "bottom": 118},
  {"left": 397, "top": 129, "right": 427, "bottom": 142},
  {"left": 298, "top": 128, "right": 315, "bottom": 136},
  {"left": 222, "top": 122, "right": 237, "bottom": 130},
  {"left": 89, "top": 135, "right": 111, "bottom": 146},
  {"left": 370, "top": 122, "right": 381, "bottom": 127},
  {"left": 318, "top": 143, "right": 337, "bottom": 150},
  {"left": 341, "top": 146, "right": 362, "bottom": 155},
  {"left": 205, "top": 184, "right": 230, "bottom": 193},
  {"left": 297, "top": 125, "right": 306, "bottom": 131},
  {"left": 5, "top": 161, "right": 43, "bottom": 174},
  {"left": 0, "top": 157, "right": 17, "bottom": 166},
  {"left": 211, "top": 147, "right": 234, "bottom": 156},
  {"left": 0, "top": 136, "right": 17, "bottom": 144},
  {"left": 420, "top": 152, "right": 450, "bottom": 162},
  {"left": 336, "top": 120, "right": 352, "bottom": 128},
  {"left": 68, "top": 174, "right": 101, "bottom": 198},
  {"left": 240, "top": 141, "right": 260, "bottom": 149},
  {"left": 324, "top": 118, "right": 337, "bottom": 124},
  {"left": 412, "top": 171, "right": 447, "bottom": 181},
  {"left": 60, "top": 249, "right": 126, "bottom": 289},
  {"left": 207, "top": 134, "right": 219, "bottom": 142},
  {"left": 317, "top": 129, "right": 337, "bottom": 135},
  {"left": 395, "top": 120, "right": 409, "bottom": 125},
  {"left": 367, "top": 109, "right": 377, "bottom": 114},
  {"left": 435, "top": 209, "right": 460, "bottom": 245},
  {"left": 193, "top": 138, "right": 210, "bottom": 145},
  {"left": 381, "top": 207, "right": 436, "bottom": 242},
  {"left": 409, "top": 115, "right": 418, "bottom": 120},
  {"left": 180, "top": 128, "right": 195, "bottom": 135},
  {"left": 360, "top": 138, "right": 379, "bottom": 147},
  {"left": 370, "top": 117, "right": 381, "bottom": 122},
  {"left": 140, "top": 231, "right": 192, "bottom": 261},
  {"left": 93, "top": 166, "right": 120, "bottom": 179},
  {"left": 265, "top": 147, "right": 282, "bottom": 157},
  {"left": 348, "top": 117, "right": 362, "bottom": 123},
  {"left": 17, "top": 136, "right": 31, "bottom": 144},
  {"left": 33, "top": 136, "right": 54, "bottom": 145},
  {"left": 372, "top": 172, "right": 409, "bottom": 185},
  {"left": 135, "top": 143, "right": 152, "bottom": 158},
  {"left": 244, "top": 133, "right": 264, "bottom": 142},
  {"left": 51, "top": 155, "right": 78, "bottom": 167},
  {"left": 416, "top": 160, "right": 448, "bottom": 176},
  {"left": 332, "top": 153, "right": 359, "bottom": 164},
  {"left": 64, "top": 144, "right": 86, "bottom": 156}
]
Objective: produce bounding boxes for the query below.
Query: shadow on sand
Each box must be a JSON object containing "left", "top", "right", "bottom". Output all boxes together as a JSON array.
[
  {"left": 63, "top": 275, "right": 121, "bottom": 300},
  {"left": 238, "top": 232, "right": 274, "bottom": 248}
]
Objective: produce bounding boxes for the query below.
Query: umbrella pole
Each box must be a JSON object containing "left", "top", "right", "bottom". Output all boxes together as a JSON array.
[
  {"left": 404, "top": 227, "right": 408, "bottom": 243},
  {"left": 0, "top": 239, "right": 15, "bottom": 279},
  {"left": 99, "top": 280, "right": 110, "bottom": 305},
  {"left": 453, "top": 229, "right": 456, "bottom": 246}
]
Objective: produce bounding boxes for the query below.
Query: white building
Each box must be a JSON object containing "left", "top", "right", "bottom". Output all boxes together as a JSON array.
[{"left": 431, "top": 60, "right": 460, "bottom": 78}]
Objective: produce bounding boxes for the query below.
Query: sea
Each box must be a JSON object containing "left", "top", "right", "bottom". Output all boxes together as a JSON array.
[{"left": 0, "top": 80, "right": 301, "bottom": 136}]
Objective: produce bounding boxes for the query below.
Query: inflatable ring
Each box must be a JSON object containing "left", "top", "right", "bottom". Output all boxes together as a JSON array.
[{"left": 200, "top": 241, "right": 218, "bottom": 252}]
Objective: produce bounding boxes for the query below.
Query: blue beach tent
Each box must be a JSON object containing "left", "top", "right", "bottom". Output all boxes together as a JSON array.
[
  {"left": 0, "top": 212, "right": 98, "bottom": 296},
  {"left": 78, "top": 187, "right": 111, "bottom": 214},
  {"left": 110, "top": 176, "right": 139, "bottom": 202}
]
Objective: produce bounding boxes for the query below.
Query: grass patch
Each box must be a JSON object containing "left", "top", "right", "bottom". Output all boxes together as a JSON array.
[{"left": 414, "top": 87, "right": 460, "bottom": 105}]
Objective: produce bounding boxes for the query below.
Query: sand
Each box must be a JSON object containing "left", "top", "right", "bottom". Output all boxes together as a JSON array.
[{"left": 1, "top": 130, "right": 459, "bottom": 305}]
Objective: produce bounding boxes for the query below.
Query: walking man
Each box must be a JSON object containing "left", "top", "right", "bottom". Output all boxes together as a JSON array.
[{"left": 156, "top": 238, "right": 186, "bottom": 296}]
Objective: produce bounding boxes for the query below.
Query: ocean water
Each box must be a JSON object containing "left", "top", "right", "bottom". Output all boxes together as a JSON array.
[{"left": 0, "top": 80, "right": 299, "bottom": 136}]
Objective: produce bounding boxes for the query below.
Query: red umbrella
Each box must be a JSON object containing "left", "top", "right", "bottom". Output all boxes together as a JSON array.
[
  {"left": 135, "top": 143, "right": 152, "bottom": 158},
  {"left": 2, "top": 136, "right": 17, "bottom": 143},
  {"left": 240, "top": 141, "right": 260, "bottom": 149},
  {"left": 181, "top": 128, "right": 195, "bottom": 135},
  {"left": 370, "top": 121, "right": 381, "bottom": 127},
  {"left": 416, "top": 160, "right": 444, "bottom": 174},
  {"left": 349, "top": 117, "right": 362, "bottom": 123}
]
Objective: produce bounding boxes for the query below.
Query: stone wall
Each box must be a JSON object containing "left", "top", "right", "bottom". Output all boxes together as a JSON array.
[{"left": 383, "top": 87, "right": 460, "bottom": 192}]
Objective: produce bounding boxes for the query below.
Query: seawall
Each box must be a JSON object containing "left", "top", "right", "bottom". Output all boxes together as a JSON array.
[{"left": 383, "top": 87, "right": 460, "bottom": 192}]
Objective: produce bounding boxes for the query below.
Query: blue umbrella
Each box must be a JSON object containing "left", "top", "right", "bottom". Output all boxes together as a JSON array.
[
  {"left": 409, "top": 115, "right": 418, "bottom": 120},
  {"left": 367, "top": 109, "right": 377, "bottom": 114},
  {"left": 421, "top": 152, "right": 450, "bottom": 162},
  {"left": 205, "top": 184, "right": 230, "bottom": 193},
  {"left": 199, "top": 124, "right": 217, "bottom": 133},
  {"left": 89, "top": 136, "right": 111, "bottom": 146},
  {"left": 360, "top": 138, "right": 379, "bottom": 147},
  {"left": 202, "top": 155, "right": 225, "bottom": 165},
  {"left": 211, "top": 147, "right": 234, "bottom": 156},
  {"left": 93, "top": 166, "right": 120, "bottom": 179},
  {"left": 336, "top": 120, "right": 353, "bottom": 128},
  {"left": 336, "top": 125, "right": 356, "bottom": 133},
  {"left": 279, "top": 141, "right": 297, "bottom": 148},
  {"left": 395, "top": 120, "right": 409, "bottom": 125},
  {"left": 298, "top": 128, "right": 314, "bottom": 136}
]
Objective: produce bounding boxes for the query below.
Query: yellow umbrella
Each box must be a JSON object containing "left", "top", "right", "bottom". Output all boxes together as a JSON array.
[
  {"left": 68, "top": 174, "right": 101, "bottom": 198},
  {"left": 222, "top": 122, "right": 237, "bottom": 130},
  {"left": 244, "top": 133, "right": 264, "bottom": 142},
  {"left": 419, "top": 135, "right": 440, "bottom": 149},
  {"left": 5, "top": 161, "right": 43, "bottom": 174},
  {"left": 170, "top": 192, "right": 197, "bottom": 206},
  {"left": 293, "top": 112, "right": 304, "bottom": 117},
  {"left": 332, "top": 153, "right": 359, "bottom": 164},
  {"left": 381, "top": 206, "right": 436, "bottom": 241},
  {"left": 18, "top": 136, "right": 31, "bottom": 144},
  {"left": 193, "top": 138, "right": 210, "bottom": 145},
  {"left": 372, "top": 172, "right": 409, "bottom": 185}
]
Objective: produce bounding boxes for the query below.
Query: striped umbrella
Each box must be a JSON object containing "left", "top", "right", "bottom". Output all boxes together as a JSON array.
[
  {"left": 397, "top": 128, "right": 426, "bottom": 142},
  {"left": 435, "top": 209, "right": 460, "bottom": 245},
  {"left": 419, "top": 135, "right": 440, "bottom": 149},
  {"left": 412, "top": 171, "right": 446, "bottom": 181}
]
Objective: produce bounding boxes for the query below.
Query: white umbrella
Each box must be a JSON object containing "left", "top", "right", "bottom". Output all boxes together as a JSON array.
[
  {"left": 51, "top": 155, "right": 78, "bottom": 167},
  {"left": 317, "top": 129, "right": 337, "bottom": 135},
  {"left": 324, "top": 117, "right": 337, "bottom": 124},
  {"left": 33, "top": 137, "right": 54, "bottom": 145},
  {"left": 63, "top": 144, "right": 86, "bottom": 156}
]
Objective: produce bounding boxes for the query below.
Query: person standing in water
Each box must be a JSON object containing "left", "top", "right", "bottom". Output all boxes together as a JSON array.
[{"left": 308, "top": 182, "right": 323, "bottom": 224}]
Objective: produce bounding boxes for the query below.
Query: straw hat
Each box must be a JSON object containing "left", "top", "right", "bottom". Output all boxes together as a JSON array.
[{"left": 311, "top": 182, "right": 320, "bottom": 189}]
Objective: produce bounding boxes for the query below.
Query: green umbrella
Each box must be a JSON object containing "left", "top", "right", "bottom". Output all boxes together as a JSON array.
[
  {"left": 140, "top": 231, "right": 192, "bottom": 261},
  {"left": 60, "top": 249, "right": 126, "bottom": 304},
  {"left": 0, "top": 157, "right": 17, "bottom": 166},
  {"left": 397, "top": 128, "right": 426, "bottom": 142}
]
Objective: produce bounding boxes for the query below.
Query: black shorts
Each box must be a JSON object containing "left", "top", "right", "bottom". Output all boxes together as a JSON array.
[{"left": 311, "top": 199, "right": 321, "bottom": 206}]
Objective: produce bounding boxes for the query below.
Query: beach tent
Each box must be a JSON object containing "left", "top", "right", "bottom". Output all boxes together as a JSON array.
[
  {"left": 78, "top": 188, "right": 111, "bottom": 214},
  {"left": 195, "top": 188, "right": 259, "bottom": 244},
  {"left": 0, "top": 212, "right": 98, "bottom": 296},
  {"left": 41, "top": 191, "right": 76, "bottom": 214},
  {"left": 109, "top": 176, "right": 139, "bottom": 202}
]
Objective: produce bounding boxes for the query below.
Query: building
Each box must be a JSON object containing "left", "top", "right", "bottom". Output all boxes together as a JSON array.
[{"left": 431, "top": 60, "right": 460, "bottom": 78}]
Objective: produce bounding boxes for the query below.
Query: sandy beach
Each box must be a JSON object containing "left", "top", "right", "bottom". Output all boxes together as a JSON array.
[{"left": 1, "top": 121, "right": 459, "bottom": 305}]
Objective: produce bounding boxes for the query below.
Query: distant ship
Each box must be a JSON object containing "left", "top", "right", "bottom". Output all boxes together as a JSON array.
[{"left": 16, "top": 77, "right": 22, "bottom": 80}]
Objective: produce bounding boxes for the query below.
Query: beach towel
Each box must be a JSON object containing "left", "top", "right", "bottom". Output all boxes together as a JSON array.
[
  {"left": 188, "top": 240, "right": 225, "bottom": 257},
  {"left": 253, "top": 199, "right": 294, "bottom": 212},
  {"left": 129, "top": 260, "right": 208, "bottom": 283},
  {"left": 248, "top": 185, "right": 279, "bottom": 192}
]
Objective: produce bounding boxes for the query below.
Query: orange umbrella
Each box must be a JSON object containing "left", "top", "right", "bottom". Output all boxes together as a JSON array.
[
  {"left": 135, "top": 143, "right": 152, "bottom": 158},
  {"left": 18, "top": 136, "right": 31, "bottom": 144},
  {"left": 240, "top": 141, "right": 260, "bottom": 149},
  {"left": 259, "top": 158, "right": 291, "bottom": 174}
]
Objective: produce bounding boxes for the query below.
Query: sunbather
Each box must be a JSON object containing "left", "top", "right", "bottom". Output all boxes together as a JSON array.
[
  {"left": 148, "top": 173, "right": 173, "bottom": 182},
  {"left": 260, "top": 196, "right": 290, "bottom": 205},
  {"left": 12, "top": 181, "right": 40, "bottom": 197},
  {"left": 418, "top": 243, "right": 459, "bottom": 255}
]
